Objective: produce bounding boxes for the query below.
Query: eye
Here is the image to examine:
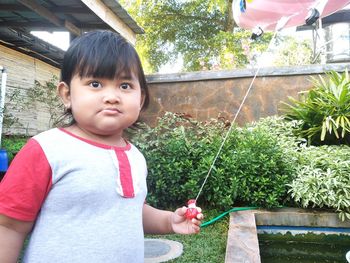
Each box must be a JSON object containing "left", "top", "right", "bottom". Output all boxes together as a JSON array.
[
  {"left": 120, "top": 83, "right": 131, "bottom": 90},
  {"left": 89, "top": 81, "right": 102, "bottom": 89}
]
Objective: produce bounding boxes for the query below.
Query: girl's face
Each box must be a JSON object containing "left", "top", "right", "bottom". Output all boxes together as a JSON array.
[{"left": 58, "top": 72, "right": 144, "bottom": 145}]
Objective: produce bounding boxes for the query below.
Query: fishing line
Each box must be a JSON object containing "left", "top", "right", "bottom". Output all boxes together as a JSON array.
[
  {"left": 194, "top": 29, "right": 280, "bottom": 202},
  {"left": 194, "top": 1, "right": 335, "bottom": 203}
]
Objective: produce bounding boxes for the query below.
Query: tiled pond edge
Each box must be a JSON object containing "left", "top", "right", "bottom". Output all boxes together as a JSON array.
[{"left": 225, "top": 208, "right": 350, "bottom": 263}]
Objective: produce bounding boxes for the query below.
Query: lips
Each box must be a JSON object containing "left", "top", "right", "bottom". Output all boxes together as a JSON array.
[{"left": 101, "top": 108, "right": 122, "bottom": 114}]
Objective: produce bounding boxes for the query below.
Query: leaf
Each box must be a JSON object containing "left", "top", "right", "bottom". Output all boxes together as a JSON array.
[
  {"left": 281, "top": 69, "right": 350, "bottom": 145},
  {"left": 321, "top": 121, "right": 327, "bottom": 141}
]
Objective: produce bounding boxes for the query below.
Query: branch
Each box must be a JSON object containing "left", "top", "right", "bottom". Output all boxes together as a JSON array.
[{"left": 225, "top": 0, "right": 236, "bottom": 31}]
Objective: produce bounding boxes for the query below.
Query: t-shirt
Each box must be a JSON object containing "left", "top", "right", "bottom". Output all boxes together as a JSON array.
[{"left": 0, "top": 128, "right": 148, "bottom": 262}]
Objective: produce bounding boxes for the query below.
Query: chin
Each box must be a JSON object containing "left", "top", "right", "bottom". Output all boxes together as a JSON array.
[{"left": 97, "top": 126, "right": 127, "bottom": 135}]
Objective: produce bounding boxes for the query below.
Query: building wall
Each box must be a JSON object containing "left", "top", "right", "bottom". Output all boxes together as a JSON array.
[
  {"left": 142, "top": 63, "right": 350, "bottom": 126},
  {"left": 0, "top": 44, "right": 60, "bottom": 136}
]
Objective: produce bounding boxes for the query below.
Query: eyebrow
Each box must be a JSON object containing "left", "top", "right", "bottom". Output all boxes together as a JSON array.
[{"left": 118, "top": 72, "right": 137, "bottom": 81}]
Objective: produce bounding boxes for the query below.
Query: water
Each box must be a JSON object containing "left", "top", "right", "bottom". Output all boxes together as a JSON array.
[{"left": 259, "top": 232, "right": 350, "bottom": 263}]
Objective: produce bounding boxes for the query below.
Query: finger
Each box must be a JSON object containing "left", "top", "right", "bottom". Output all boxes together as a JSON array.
[
  {"left": 191, "top": 224, "right": 201, "bottom": 233},
  {"left": 191, "top": 218, "right": 202, "bottom": 226},
  {"left": 196, "top": 213, "right": 204, "bottom": 220},
  {"left": 196, "top": 207, "right": 202, "bottom": 213},
  {"left": 175, "top": 206, "right": 187, "bottom": 216}
]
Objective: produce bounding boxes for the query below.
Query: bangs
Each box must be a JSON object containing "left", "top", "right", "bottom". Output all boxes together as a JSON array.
[{"left": 75, "top": 47, "right": 140, "bottom": 80}]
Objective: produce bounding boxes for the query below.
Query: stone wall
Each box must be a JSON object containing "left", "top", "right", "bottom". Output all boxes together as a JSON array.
[
  {"left": 0, "top": 44, "right": 60, "bottom": 136},
  {"left": 142, "top": 63, "right": 350, "bottom": 126}
]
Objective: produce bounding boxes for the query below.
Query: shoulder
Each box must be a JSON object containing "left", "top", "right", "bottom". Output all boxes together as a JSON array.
[
  {"left": 33, "top": 128, "right": 62, "bottom": 143},
  {"left": 128, "top": 143, "right": 146, "bottom": 158},
  {"left": 33, "top": 128, "right": 80, "bottom": 157}
]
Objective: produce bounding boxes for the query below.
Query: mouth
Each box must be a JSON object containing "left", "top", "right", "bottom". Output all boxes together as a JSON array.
[{"left": 101, "top": 108, "right": 122, "bottom": 114}]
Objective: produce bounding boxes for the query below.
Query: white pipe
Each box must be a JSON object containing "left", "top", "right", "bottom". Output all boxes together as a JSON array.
[{"left": 0, "top": 67, "right": 7, "bottom": 148}]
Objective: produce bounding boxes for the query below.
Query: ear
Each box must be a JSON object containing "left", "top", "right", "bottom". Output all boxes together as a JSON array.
[{"left": 57, "top": 82, "right": 71, "bottom": 109}]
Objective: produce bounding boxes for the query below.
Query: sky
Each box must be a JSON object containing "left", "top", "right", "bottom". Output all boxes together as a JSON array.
[
  {"left": 31, "top": 30, "right": 184, "bottom": 73},
  {"left": 31, "top": 28, "right": 313, "bottom": 73},
  {"left": 30, "top": 3, "right": 350, "bottom": 73},
  {"left": 31, "top": 31, "right": 70, "bottom": 51}
]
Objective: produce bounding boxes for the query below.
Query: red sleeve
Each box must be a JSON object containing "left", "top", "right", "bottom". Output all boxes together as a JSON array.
[{"left": 0, "top": 138, "right": 52, "bottom": 221}]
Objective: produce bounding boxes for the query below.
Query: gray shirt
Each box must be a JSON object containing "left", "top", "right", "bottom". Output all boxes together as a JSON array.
[{"left": 9, "top": 128, "right": 147, "bottom": 262}]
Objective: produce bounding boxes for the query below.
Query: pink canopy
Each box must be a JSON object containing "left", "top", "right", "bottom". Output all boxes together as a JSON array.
[{"left": 233, "top": 0, "right": 350, "bottom": 31}]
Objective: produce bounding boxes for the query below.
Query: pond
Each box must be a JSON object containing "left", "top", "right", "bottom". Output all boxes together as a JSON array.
[{"left": 258, "top": 230, "right": 350, "bottom": 263}]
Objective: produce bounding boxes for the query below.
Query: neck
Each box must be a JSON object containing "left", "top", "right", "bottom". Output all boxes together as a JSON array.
[{"left": 64, "top": 125, "right": 126, "bottom": 147}]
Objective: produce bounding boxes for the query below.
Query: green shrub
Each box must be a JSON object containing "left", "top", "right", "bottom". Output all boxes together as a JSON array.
[
  {"left": 289, "top": 145, "right": 350, "bottom": 221},
  {"left": 1, "top": 135, "right": 28, "bottom": 161},
  {"left": 130, "top": 112, "right": 296, "bottom": 210},
  {"left": 130, "top": 112, "right": 227, "bottom": 209},
  {"left": 250, "top": 116, "right": 304, "bottom": 149},
  {"left": 281, "top": 70, "right": 350, "bottom": 145},
  {"left": 231, "top": 124, "right": 296, "bottom": 207}
]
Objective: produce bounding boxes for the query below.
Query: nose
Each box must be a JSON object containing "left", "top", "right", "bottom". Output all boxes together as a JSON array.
[{"left": 103, "top": 87, "right": 121, "bottom": 104}]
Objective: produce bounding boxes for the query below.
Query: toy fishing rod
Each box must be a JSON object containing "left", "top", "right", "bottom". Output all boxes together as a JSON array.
[{"left": 184, "top": 21, "right": 284, "bottom": 219}]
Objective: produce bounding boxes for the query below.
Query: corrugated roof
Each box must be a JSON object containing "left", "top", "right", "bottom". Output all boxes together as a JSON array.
[
  {"left": 0, "top": 0, "right": 143, "bottom": 33},
  {"left": 101, "top": 0, "right": 144, "bottom": 34},
  {"left": 0, "top": 27, "right": 65, "bottom": 67},
  {"left": 0, "top": 0, "right": 144, "bottom": 67}
]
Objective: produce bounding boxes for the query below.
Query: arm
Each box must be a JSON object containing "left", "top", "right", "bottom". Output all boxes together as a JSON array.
[
  {"left": 142, "top": 203, "right": 202, "bottom": 235},
  {"left": 0, "top": 214, "right": 34, "bottom": 263}
]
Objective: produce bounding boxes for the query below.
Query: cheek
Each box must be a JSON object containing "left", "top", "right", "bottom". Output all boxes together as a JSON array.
[
  {"left": 129, "top": 94, "right": 143, "bottom": 109},
  {"left": 71, "top": 92, "right": 95, "bottom": 106},
  {"left": 70, "top": 97, "right": 96, "bottom": 118},
  {"left": 128, "top": 100, "right": 143, "bottom": 119}
]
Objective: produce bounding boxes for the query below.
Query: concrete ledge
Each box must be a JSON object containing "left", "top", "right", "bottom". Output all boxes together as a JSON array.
[
  {"left": 146, "top": 63, "right": 350, "bottom": 83},
  {"left": 225, "top": 210, "right": 261, "bottom": 263},
  {"left": 254, "top": 208, "right": 350, "bottom": 228}
]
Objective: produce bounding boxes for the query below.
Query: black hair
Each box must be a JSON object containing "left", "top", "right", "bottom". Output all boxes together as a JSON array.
[{"left": 58, "top": 30, "right": 149, "bottom": 126}]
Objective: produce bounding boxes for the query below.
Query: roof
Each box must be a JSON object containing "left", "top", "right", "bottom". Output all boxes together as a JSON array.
[
  {"left": 322, "top": 9, "right": 350, "bottom": 26},
  {"left": 297, "top": 9, "right": 350, "bottom": 30},
  {"left": 0, "top": 0, "right": 143, "bottom": 67}
]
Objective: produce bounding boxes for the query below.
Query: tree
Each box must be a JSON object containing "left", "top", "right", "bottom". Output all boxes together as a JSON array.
[
  {"left": 272, "top": 36, "right": 315, "bottom": 66},
  {"left": 120, "top": 0, "right": 272, "bottom": 73}
]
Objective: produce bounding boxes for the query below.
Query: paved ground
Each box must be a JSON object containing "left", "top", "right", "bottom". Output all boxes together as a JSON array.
[{"left": 144, "top": 238, "right": 183, "bottom": 263}]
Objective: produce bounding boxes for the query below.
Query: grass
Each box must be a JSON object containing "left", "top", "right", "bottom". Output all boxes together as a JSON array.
[
  {"left": 146, "top": 209, "right": 229, "bottom": 263},
  {"left": 18, "top": 210, "right": 230, "bottom": 263}
]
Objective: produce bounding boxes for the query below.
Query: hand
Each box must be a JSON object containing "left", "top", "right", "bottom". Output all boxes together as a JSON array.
[{"left": 170, "top": 206, "right": 203, "bottom": 234}]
